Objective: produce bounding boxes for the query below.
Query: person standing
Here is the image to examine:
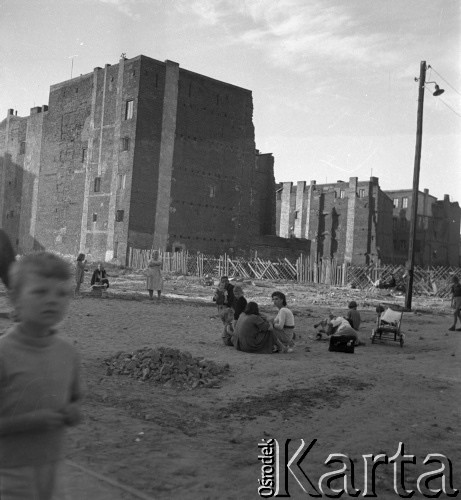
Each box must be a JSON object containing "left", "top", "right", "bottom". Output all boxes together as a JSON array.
[
  {"left": 449, "top": 275, "right": 461, "bottom": 331},
  {"left": 74, "top": 253, "right": 86, "bottom": 297},
  {"left": 146, "top": 250, "right": 163, "bottom": 300},
  {"left": 0, "top": 252, "right": 82, "bottom": 499}
]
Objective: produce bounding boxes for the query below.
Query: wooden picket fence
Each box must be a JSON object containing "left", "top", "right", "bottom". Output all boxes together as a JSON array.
[{"left": 127, "top": 247, "right": 461, "bottom": 298}]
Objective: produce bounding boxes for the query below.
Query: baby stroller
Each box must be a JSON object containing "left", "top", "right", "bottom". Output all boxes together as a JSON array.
[{"left": 371, "top": 306, "right": 405, "bottom": 347}]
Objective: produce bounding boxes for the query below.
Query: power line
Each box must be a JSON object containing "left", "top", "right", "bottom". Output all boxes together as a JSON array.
[
  {"left": 428, "top": 65, "right": 461, "bottom": 97},
  {"left": 436, "top": 97, "right": 461, "bottom": 118}
]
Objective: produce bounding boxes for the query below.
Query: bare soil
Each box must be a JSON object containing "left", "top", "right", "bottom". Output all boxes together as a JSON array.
[{"left": 0, "top": 272, "right": 460, "bottom": 499}]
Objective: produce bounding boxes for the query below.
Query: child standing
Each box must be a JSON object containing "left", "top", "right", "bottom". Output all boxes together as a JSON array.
[
  {"left": 0, "top": 252, "right": 82, "bottom": 499},
  {"left": 74, "top": 252, "right": 86, "bottom": 297}
]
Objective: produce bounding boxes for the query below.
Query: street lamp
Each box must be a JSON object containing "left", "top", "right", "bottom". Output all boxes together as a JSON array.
[{"left": 405, "top": 61, "right": 444, "bottom": 310}]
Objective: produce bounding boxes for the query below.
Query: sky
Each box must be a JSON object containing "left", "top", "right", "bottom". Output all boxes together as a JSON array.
[{"left": 1, "top": 0, "right": 460, "bottom": 203}]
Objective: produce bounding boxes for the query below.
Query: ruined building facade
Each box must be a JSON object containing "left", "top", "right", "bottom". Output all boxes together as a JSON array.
[
  {"left": 276, "top": 178, "right": 460, "bottom": 266},
  {"left": 385, "top": 189, "right": 460, "bottom": 266},
  {"left": 1, "top": 55, "right": 308, "bottom": 262}
]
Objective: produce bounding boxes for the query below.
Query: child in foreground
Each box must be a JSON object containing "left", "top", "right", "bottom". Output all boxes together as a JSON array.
[{"left": 0, "top": 252, "right": 82, "bottom": 500}]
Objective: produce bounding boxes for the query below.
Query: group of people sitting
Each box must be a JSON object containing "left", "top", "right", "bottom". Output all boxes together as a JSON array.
[
  {"left": 214, "top": 276, "right": 295, "bottom": 354},
  {"left": 314, "top": 300, "right": 362, "bottom": 345}
]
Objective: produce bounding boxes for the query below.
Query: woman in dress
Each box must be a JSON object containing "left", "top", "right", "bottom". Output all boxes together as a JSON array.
[
  {"left": 234, "top": 301, "right": 275, "bottom": 354},
  {"left": 146, "top": 250, "right": 163, "bottom": 300}
]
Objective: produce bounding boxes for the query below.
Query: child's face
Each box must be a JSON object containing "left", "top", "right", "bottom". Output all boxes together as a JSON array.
[{"left": 14, "top": 273, "right": 72, "bottom": 330}]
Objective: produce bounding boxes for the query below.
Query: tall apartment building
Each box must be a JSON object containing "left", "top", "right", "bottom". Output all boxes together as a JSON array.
[
  {"left": 385, "top": 189, "right": 460, "bottom": 266},
  {"left": 1, "top": 54, "right": 305, "bottom": 262}
]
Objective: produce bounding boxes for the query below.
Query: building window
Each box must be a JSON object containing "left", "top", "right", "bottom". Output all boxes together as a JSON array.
[
  {"left": 121, "top": 137, "right": 130, "bottom": 151},
  {"left": 19, "top": 141, "right": 26, "bottom": 155},
  {"left": 294, "top": 210, "right": 299, "bottom": 220},
  {"left": 82, "top": 148, "right": 87, "bottom": 162},
  {"left": 393, "top": 198, "right": 399, "bottom": 208},
  {"left": 125, "top": 100, "right": 134, "bottom": 120},
  {"left": 358, "top": 189, "right": 365, "bottom": 198},
  {"left": 117, "top": 174, "right": 126, "bottom": 190},
  {"left": 209, "top": 186, "right": 216, "bottom": 198},
  {"left": 399, "top": 240, "right": 407, "bottom": 250},
  {"left": 402, "top": 197, "right": 408, "bottom": 208},
  {"left": 116, "top": 210, "right": 124, "bottom": 222},
  {"left": 340, "top": 190, "right": 345, "bottom": 199},
  {"left": 94, "top": 177, "right": 101, "bottom": 192},
  {"left": 113, "top": 241, "right": 118, "bottom": 258},
  {"left": 92, "top": 213, "right": 97, "bottom": 222},
  {"left": 393, "top": 218, "right": 397, "bottom": 229}
]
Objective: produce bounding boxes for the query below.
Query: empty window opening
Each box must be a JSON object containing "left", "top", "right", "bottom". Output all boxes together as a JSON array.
[
  {"left": 117, "top": 174, "right": 126, "bottom": 190},
  {"left": 125, "top": 100, "right": 134, "bottom": 120}
]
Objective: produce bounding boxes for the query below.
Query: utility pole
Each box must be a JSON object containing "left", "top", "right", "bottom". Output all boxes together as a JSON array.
[{"left": 405, "top": 61, "right": 426, "bottom": 310}]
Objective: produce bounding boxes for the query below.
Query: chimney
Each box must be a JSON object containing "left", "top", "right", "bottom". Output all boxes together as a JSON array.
[
  {"left": 42, "top": 105, "right": 49, "bottom": 112},
  {"left": 30, "top": 106, "right": 42, "bottom": 115},
  {"left": 8, "top": 109, "right": 14, "bottom": 115}
]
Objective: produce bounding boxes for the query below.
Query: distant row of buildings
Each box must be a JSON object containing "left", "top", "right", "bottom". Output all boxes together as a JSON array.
[
  {"left": 1, "top": 54, "right": 459, "bottom": 266},
  {"left": 275, "top": 178, "right": 460, "bottom": 266}
]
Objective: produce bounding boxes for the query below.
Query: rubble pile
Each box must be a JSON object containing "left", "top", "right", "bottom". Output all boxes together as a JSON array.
[{"left": 104, "top": 346, "right": 230, "bottom": 389}]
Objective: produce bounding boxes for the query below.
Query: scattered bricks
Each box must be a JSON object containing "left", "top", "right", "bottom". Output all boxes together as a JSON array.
[{"left": 104, "top": 347, "right": 230, "bottom": 389}]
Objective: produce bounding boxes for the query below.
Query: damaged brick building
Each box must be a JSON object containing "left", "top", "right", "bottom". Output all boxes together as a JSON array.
[
  {"left": 0, "top": 54, "right": 309, "bottom": 263},
  {"left": 276, "top": 177, "right": 460, "bottom": 266}
]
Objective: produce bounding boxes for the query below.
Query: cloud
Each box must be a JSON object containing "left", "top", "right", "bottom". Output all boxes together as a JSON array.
[
  {"left": 97, "top": 0, "right": 143, "bottom": 20},
  {"left": 172, "top": 0, "right": 439, "bottom": 75}
]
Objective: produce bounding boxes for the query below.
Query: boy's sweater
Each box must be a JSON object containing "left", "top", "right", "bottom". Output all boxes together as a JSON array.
[{"left": 0, "top": 326, "right": 81, "bottom": 467}]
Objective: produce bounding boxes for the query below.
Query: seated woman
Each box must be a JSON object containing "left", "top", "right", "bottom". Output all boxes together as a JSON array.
[
  {"left": 271, "top": 291, "right": 295, "bottom": 353},
  {"left": 91, "top": 263, "right": 110, "bottom": 289},
  {"left": 234, "top": 302, "right": 276, "bottom": 354}
]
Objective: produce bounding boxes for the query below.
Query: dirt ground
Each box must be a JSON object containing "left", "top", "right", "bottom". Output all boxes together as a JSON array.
[{"left": 0, "top": 271, "right": 460, "bottom": 499}]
